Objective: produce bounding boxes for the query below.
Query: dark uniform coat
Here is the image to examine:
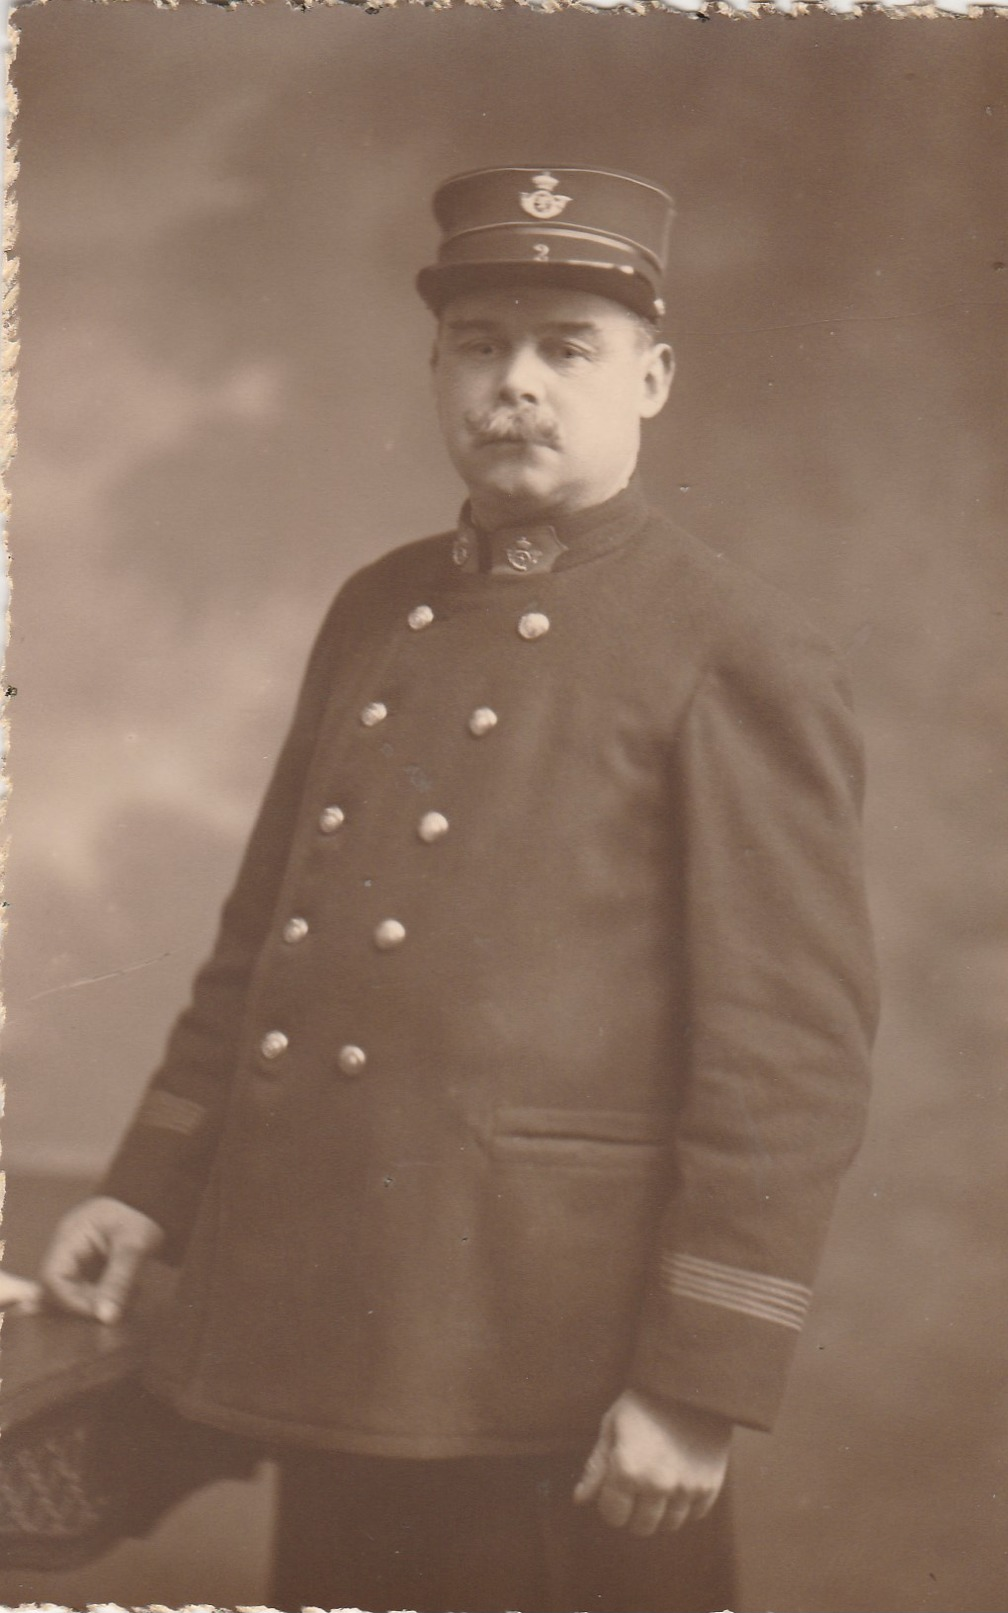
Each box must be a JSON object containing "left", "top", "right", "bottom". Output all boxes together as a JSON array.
[{"left": 103, "top": 482, "right": 877, "bottom": 1459}]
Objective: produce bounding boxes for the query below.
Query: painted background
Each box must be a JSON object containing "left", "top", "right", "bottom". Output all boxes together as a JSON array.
[{"left": 4, "top": 3, "right": 1006, "bottom": 1608}]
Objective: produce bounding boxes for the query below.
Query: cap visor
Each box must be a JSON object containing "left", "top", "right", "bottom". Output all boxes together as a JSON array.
[{"left": 417, "top": 260, "right": 661, "bottom": 323}]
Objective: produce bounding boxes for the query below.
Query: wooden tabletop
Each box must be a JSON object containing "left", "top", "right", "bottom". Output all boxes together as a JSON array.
[{"left": 0, "top": 1267, "right": 174, "bottom": 1433}]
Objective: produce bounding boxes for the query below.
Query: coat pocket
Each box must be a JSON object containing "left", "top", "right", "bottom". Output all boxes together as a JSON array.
[
  {"left": 489, "top": 1105, "right": 670, "bottom": 1168},
  {"left": 477, "top": 1107, "right": 673, "bottom": 1427}
]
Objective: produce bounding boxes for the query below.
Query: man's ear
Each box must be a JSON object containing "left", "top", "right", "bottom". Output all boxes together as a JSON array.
[{"left": 640, "top": 342, "right": 674, "bottom": 420}]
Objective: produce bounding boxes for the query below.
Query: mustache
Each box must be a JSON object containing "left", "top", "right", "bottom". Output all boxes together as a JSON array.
[{"left": 465, "top": 405, "right": 561, "bottom": 449}]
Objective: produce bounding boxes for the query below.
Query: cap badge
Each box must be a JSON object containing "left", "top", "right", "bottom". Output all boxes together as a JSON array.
[{"left": 520, "top": 171, "right": 572, "bottom": 221}]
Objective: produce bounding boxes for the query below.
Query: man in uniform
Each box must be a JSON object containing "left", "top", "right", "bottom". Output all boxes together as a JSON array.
[{"left": 42, "top": 167, "right": 878, "bottom": 1613}]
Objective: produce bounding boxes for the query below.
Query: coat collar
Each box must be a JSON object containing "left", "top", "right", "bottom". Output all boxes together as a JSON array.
[{"left": 450, "top": 479, "right": 649, "bottom": 580}]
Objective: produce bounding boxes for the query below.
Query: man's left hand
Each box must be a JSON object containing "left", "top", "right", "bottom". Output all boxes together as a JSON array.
[{"left": 573, "top": 1389, "right": 732, "bottom": 1536}]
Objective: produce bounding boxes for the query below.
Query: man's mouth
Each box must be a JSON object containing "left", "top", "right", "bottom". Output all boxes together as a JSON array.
[{"left": 477, "top": 432, "right": 554, "bottom": 448}]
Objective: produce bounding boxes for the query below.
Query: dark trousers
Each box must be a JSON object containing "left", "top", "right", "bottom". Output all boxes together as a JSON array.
[{"left": 272, "top": 1449, "right": 735, "bottom": 1613}]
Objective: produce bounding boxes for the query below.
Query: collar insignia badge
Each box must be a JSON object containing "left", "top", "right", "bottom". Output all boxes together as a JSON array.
[
  {"left": 520, "top": 172, "right": 572, "bottom": 221},
  {"left": 452, "top": 534, "right": 473, "bottom": 568},
  {"left": 506, "top": 537, "right": 544, "bottom": 573}
]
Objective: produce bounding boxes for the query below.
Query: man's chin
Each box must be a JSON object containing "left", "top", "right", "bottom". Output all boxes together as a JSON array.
[{"left": 466, "top": 463, "right": 565, "bottom": 514}]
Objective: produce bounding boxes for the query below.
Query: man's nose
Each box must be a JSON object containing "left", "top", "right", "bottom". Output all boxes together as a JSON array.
[{"left": 497, "top": 347, "right": 545, "bottom": 404}]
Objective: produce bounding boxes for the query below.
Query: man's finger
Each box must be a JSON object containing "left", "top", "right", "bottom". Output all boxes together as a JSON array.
[
  {"left": 661, "top": 1495, "right": 693, "bottom": 1533},
  {"left": 690, "top": 1486, "right": 720, "bottom": 1522},
  {"left": 597, "top": 1480, "right": 635, "bottom": 1530},
  {"left": 41, "top": 1234, "right": 104, "bottom": 1319},
  {"left": 41, "top": 1227, "right": 99, "bottom": 1287},
  {"left": 93, "top": 1240, "right": 144, "bottom": 1325},
  {"left": 573, "top": 1417, "right": 614, "bottom": 1505},
  {"left": 627, "top": 1492, "right": 668, "bottom": 1537},
  {"left": 572, "top": 1442, "right": 608, "bottom": 1505},
  {"left": 41, "top": 1269, "right": 102, "bottom": 1320}
]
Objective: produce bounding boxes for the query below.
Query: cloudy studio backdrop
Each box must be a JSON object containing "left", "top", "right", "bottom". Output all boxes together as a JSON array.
[{"left": 4, "top": 4, "right": 1006, "bottom": 1608}]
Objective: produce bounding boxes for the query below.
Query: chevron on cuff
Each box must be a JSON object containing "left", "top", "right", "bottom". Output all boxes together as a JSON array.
[
  {"left": 138, "top": 1090, "right": 206, "bottom": 1137},
  {"left": 661, "top": 1251, "right": 812, "bottom": 1331}
]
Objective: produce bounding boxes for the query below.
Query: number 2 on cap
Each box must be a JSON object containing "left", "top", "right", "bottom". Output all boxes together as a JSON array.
[{"left": 533, "top": 242, "right": 550, "bottom": 261}]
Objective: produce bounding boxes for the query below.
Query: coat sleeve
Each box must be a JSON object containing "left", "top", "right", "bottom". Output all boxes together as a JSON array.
[
  {"left": 100, "top": 583, "right": 360, "bottom": 1259},
  {"left": 626, "top": 623, "right": 879, "bottom": 1431}
]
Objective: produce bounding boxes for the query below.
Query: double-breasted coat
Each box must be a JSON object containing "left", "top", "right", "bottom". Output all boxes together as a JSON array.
[{"left": 103, "top": 482, "right": 877, "bottom": 1458}]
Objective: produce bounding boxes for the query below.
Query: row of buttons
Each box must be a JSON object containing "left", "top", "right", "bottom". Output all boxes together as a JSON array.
[
  {"left": 259, "top": 1030, "right": 366, "bottom": 1078},
  {"left": 360, "top": 700, "right": 499, "bottom": 737},
  {"left": 402, "top": 602, "right": 552, "bottom": 642},
  {"left": 317, "top": 805, "right": 450, "bottom": 841},
  {"left": 278, "top": 912, "right": 409, "bottom": 951},
  {"left": 258, "top": 599, "right": 533, "bottom": 1077}
]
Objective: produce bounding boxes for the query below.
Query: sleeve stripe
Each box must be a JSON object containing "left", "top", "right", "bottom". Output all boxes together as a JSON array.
[
  {"left": 661, "top": 1252, "right": 812, "bottom": 1331},
  {"left": 138, "top": 1090, "right": 206, "bottom": 1137},
  {"left": 669, "top": 1252, "right": 812, "bottom": 1307}
]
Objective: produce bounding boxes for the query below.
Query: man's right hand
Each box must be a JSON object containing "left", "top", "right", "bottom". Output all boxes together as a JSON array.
[{"left": 41, "top": 1196, "right": 164, "bottom": 1325}]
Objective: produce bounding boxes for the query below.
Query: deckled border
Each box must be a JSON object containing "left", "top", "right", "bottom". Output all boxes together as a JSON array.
[
  {"left": 522, "top": 0, "right": 1008, "bottom": 12},
  {"left": 217, "top": 0, "right": 1008, "bottom": 17},
  {"left": 4, "top": 0, "right": 1006, "bottom": 14},
  {"left": 162, "top": 0, "right": 1008, "bottom": 15},
  {"left": 0, "top": 0, "right": 1001, "bottom": 1606},
  {"left": 1, "top": 0, "right": 15, "bottom": 1361}
]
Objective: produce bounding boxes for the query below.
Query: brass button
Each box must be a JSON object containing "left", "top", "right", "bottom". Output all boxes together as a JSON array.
[
  {"left": 319, "top": 805, "right": 345, "bottom": 834},
  {"left": 468, "top": 706, "right": 499, "bottom": 737},
  {"left": 408, "top": 605, "right": 435, "bottom": 631},
  {"left": 260, "top": 1030, "right": 289, "bottom": 1061},
  {"left": 360, "top": 701, "right": 388, "bottom": 727},
  {"left": 337, "top": 1044, "right": 367, "bottom": 1077},
  {"left": 518, "top": 611, "right": 550, "bottom": 641},
  {"left": 282, "top": 916, "right": 309, "bottom": 945},
  {"left": 418, "top": 811, "right": 449, "bottom": 844},
  {"left": 374, "top": 918, "right": 407, "bottom": 951}
]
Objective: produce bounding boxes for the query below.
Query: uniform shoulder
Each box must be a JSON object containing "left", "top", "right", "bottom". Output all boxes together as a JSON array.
[
  {"left": 340, "top": 530, "right": 453, "bottom": 597},
  {"left": 302, "top": 531, "right": 453, "bottom": 671},
  {"left": 637, "top": 507, "right": 845, "bottom": 686},
  {"left": 312, "top": 530, "right": 454, "bottom": 636}
]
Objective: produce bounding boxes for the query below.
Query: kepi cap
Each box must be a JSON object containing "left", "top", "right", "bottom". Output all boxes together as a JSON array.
[{"left": 417, "top": 166, "right": 674, "bottom": 324}]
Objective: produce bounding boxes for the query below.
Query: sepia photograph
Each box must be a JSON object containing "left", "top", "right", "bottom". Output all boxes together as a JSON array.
[{"left": 0, "top": 4, "right": 1005, "bottom": 1611}]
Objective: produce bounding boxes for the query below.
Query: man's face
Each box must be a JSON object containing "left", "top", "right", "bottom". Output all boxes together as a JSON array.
[{"left": 431, "top": 284, "right": 673, "bottom": 526}]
